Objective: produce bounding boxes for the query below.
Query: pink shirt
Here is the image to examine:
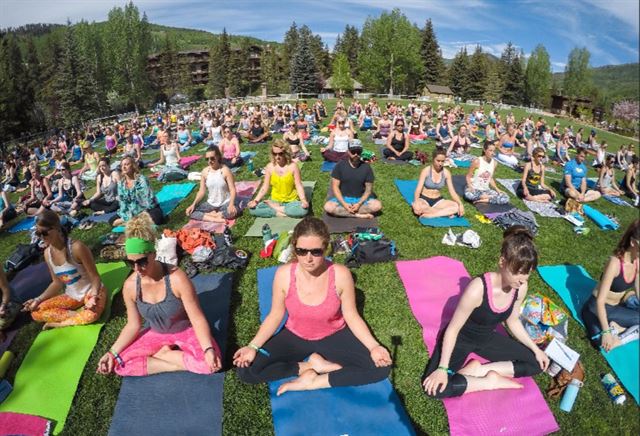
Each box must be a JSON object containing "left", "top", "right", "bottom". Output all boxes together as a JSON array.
[{"left": 284, "top": 263, "right": 345, "bottom": 340}]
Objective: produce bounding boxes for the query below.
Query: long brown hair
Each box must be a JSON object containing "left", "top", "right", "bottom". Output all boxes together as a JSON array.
[
  {"left": 614, "top": 219, "right": 639, "bottom": 258},
  {"left": 501, "top": 226, "right": 538, "bottom": 274}
]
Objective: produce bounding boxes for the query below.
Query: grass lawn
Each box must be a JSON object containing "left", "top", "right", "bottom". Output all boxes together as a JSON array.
[{"left": 1, "top": 99, "right": 638, "bottom": 435}]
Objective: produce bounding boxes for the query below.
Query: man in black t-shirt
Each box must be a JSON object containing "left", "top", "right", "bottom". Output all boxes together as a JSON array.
[{"left": 323, "top": 143, "right": 382, "bottom": 219}]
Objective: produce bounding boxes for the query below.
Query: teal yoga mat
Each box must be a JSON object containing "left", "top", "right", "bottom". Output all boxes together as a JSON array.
[
  {"left": 256, "top": 267, "right": 415, "bottom": 436},
  {"left": 582, "top": 204, "right": 619, "bottom": 230},
  {"left": 538, "top": 264, "right": 639, "bottom": 404},
  {"left": 156, "top": 182, "right": 197, "bottom": 216},
  {"left": 394, "top": 179, "right": 470, "bottom": 227}
]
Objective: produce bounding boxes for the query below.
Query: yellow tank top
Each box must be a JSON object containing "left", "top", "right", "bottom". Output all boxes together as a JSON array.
[{"left": 270, "top": 170, "right": 298, "bottom": 202}]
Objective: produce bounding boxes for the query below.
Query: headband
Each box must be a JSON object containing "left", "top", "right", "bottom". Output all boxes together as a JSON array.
[{"left": 125, "top": 238, "right": 155, "bottom": 255}]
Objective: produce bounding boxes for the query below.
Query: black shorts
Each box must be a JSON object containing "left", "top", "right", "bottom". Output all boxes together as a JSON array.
[{"left": 420, "top": 194, "right": 443, "bottom": 207}]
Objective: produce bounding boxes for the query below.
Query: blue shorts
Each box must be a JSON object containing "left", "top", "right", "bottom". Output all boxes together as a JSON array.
[{"left": 329, "top": 196, "right": 373, "bottom": 205}]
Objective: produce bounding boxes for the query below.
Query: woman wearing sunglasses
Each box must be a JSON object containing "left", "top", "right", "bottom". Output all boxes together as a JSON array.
[
  {"left": 97, "top": 212, "right": 221, "bottom": 377},
  {"left": 186, "top": 146, "right": 239, "bottom": 223},
  {"left": 248, "top": 140, "right": 308, "bottom": 218},
  {"left": 321, "top": 117, "right": 353, "bottom": 162},
  {"left": 218, "top": 127, "right": 244, "bottom": 168},
  {"left": 22, "top": 210, "right": 105, "bottom": 328},
  {"left": 516, "top": 147, "right": 556, "bottom": 202},
  {"left": 383, "top": 120, "right": 413, "bottom": 161},
  {"left": 234, "top": 217, "right": 391, "bottom": 394}
]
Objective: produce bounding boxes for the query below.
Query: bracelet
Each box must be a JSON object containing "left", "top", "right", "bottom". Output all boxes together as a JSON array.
[
  {"left": 203, "top": 346, "right": 215, "bottom": 355},
  {"left": 591, "top": 328, "right": 613, "bottom": 340},
  {"left": 248, "top": 343, "right": 270, "bottom": 357},
  {"left": 109, "top": 349, "right": 124, "bottom": 367},
  {"left": 438, "top": 366, "right": 455, "bottom": 375}
]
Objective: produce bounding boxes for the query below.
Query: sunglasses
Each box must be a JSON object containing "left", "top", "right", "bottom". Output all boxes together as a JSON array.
[
  {"left": 125, "top": 256, "right": 149, "bottom": 269},
  {"left": 349, "top": 148, "right": 363, "bottom": 155},
  {"left": 207, "top": 156, "right": 218, "bottom": 161},
  {"left": 272, "top": 150, "right": 285, "bottom": 156},
  {"left": 35, "top": 228, "right": 51, "bottom": 238},
  {"left": 535, "top": 154, "right": 545, "bottom": 158},
  {"left": 294, "top": 247, "right": 324, "bottom": 257}
]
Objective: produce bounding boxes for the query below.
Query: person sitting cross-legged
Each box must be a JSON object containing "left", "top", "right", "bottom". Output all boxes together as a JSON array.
[
  {"left": 561, "top": 147, "right": 601, "bottom": 203},
  {"left": 323, "top": 143, "right": 382, "bottom": 220}
]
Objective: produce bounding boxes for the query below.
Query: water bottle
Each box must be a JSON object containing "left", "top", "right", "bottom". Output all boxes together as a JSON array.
[
  {"left": 223, "top": 225, "right": 233, "bottom": 247},
  {"left": 559, "top": 378, "right": 582, "bottom": 412},
  {"left": 247, "top": 159, "right": 254, "bottom": 172},
  {"left": 601, "top": 373, "right": 626, "bottom": 405},
  {"left": 261, "top": 223, "right": 272, "bottom": 244}
]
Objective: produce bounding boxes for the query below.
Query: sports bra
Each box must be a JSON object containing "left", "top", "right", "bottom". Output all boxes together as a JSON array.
[
  {"left": 604, "top": 257, "right": 638, "bottom": 293},
  {"left": 423, "top": 167, "right": 446, "bottom": 190}
]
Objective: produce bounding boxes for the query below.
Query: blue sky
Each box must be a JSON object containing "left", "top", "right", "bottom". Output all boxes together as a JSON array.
[{"left": 1, "top": 0, "right": 638, "bottom": 71}]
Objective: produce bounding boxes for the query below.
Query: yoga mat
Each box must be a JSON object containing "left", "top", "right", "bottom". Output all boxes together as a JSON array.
[
  {"left": 603, "top": 195, "right": 633, "bottom": 207},
  {"left": 108, "top": 273, "right": 233, "bottom": 436},
  {"left": 379, "top": 147, "right": 409, "bottom": 165},
  {"left": 179, "top": 155, "right": 201, "bottom": 169},
  {"left": 156, "top": 182, "right": 197, "bottom": 216},
  {"left": 0, "top": 411, "right": 52, "bottom": 436},
  {"left": 7, "top": 217, "right": 35, "bottom": 233},
  {"left": 80, "top": 211, "right": 117, "bottom": 224},
  {"left": 0, "top": 330, "right": 17, "bottom": 355},
  {"left": 396, "top": 257, "right": 558, "bottom": 436},
  {"left": 321, "top": 161, "right": 336, "bottom": 172},
  {"left": 240, "top": 151, "right": 257, "bottom": 160},
  {"left": 451, "top": 175, "right": 515, "bottom": 215},
  {"left": 538, "top": 264, "right": 639, "bottom": 404},
  {"left": 9, "top": 262, "right": 52, "bottom": 303},
  {"left": 582, "top": 204, "right": 619, "bottom": 230},
  {"left": 256, "top": 267, "right": 415, "bottom": 436},
  {"left": 453, "top": 159, "right": 472, "bottom": 168},
  {"left": 321, "top": 184, "right": 379, "bottom": 233},
  {"left": 245, "top": 217, "right": 302, "bottom": 237},
  {"left": 497, "top": 179, "right": 564, "bottom": 218},
  {"left": 0, "top": 262, "right": 130, "bottom": 435},
  {"left": 394, "top": 179, "right": 470, "bottom": 227}
]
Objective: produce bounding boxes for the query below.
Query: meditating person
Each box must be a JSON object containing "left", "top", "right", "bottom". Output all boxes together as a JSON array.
[
  {"left": 247, "top": 117, "right": 272, "bottom": 143},
  {"left": 465, "top": 142, "right": 509, "bottom": 205},
  {"left": 412, "top": 147, "right": 465, "bottom": 219},
  {"left": 79, "top": 143, "right": 100, "bottom": 182},
  {"left": 516, "top": 147, "right": 556, "bottom": 202},
  {"left": 622, "top": 156, "right": 639, "bottom": 206},
  {"left": 358, "top": 108, "right": 376, "bottom": 131},
  {"left": 234, "top": 217, "right": 391, "bottom": 394},
  {"left": 423, "top": 226, "right": 549, "bottom": 398},
  {"left": 151, "top": 137, "right": 182, "bottom": 169},
  {"left": 562, "top": 147, "right": 601, "bottom": 203},
  {"left": 97, "top": 212, "right": 221, "bottom": 377},
  {"left": 105, "top": 127, "right": 119, "bottom": 156},
  {"left": 436, "top": 116, "right": 453, "bottom": 147},
  {"left": 248, "top": 140, "right": 308, "bottom": 218},
  {"left": 582, "top": 219, "right": 639, "bottom": 352},
  {"left": 123, "top": 134, "right": 143, "bottom": 168},
  {"left": 111, "top": 156, "right": 164, "bottom": 227},
  {"left": 321, "top": 118, "right": 353, "bottom": 162},
  {"left": 496, "top": 124, "right": 520, "bottom": 167},
  {"left": 408, "top": 114, "right": 426, "bottom": 141},
  {"left": 384, "top": 119, "right": 413, "bottom": 161},
  {"left": 21, "top": 210, "right": 105, "bottom": 329},
  {"left": 22, "top": 165, "right": 52, "bottom": 216},
  {"left": 373, "top": 112, "right": 392, "bottom": 139},
  {"left": 82, "top": 157, "right": 121, "bottom": 214},
  {"left": 324, "top": 143, "right": 382, "bottom": 219},
  {"left": 616, "top": 145, "right": 629, "bottom": 171},
  {"left": 597, "top": 155, "right": 624, "bottom": 197},
  {"left": 0, "top": 189, "right": 17, "bottom": 229},
  {"left": 553, "top": 133, "right": 571, "bottom": 166},
  {"left": 448, "top": 125, "right": 471, "bottom": 157},
  {"left": 283, "top": 122, "right": 310, "bottom": 162},
  {"left": 185, "top": 146, "right": 239, "bottom": 223},
  {"left": 48, "top": 162, "right": 84, "bottom": 216},
  {"left": 176, "top": 122, "right": 193, "bottom": 147},
  {"left": 218, "top": 127, "right": 244, "bottom": 168}
]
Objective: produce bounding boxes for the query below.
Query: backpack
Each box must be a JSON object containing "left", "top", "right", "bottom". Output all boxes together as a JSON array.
[
  {"left": 345, "top": 238, "right": 398, "bottom": 268},
  {"left": 5, "top": 243, "right": 41, "bottom": 275}
]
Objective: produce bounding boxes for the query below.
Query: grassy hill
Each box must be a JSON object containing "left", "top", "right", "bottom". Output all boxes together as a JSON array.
[{"left": 553, "top": 63, "right": 640, "bottom": 101}]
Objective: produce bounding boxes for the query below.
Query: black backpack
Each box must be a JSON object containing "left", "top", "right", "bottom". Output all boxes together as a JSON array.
[
  {"left": 345, "top": 238, "right": 398, "bottom": 268},
  {"left": 5, "top": 243, "right": 41, "bottom": 275}
]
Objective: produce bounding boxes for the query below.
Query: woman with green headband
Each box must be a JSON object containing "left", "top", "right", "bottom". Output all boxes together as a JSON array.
[{"left": 97, "top": 212, "right": 221, "bottom": 377}]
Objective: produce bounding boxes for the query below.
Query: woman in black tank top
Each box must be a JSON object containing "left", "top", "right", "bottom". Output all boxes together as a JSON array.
[
  {"left": 383, "top": 120, "right": 413, "bottom": 161},
  {"left": 423, "top": 226, "right": 547, "bottom": 398}
]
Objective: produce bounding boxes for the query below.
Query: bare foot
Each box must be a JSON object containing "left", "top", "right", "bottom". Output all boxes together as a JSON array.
[
  {"left": 153, "top": 345, "right": 174, "bottom": 358},
  {"left": 308, "top": 353, "right": 342, "bottom": 374},
  {"left": 458, "top": 359, "right": 483, "bottom": 377},
  {"left": 610, "top": 321, "right": 626, "bottom": 335},
  {"left": 486, "top": 370, "right": 523, "bottom": 390},
  {"left": 354, "top": 213, "right": 374, "bottom": 219},
  {"left": 95, "top": 210, "right": 105, "bottom": 215},
  {"left": 277, "top": 369, "right": 318, "bottom": 396}
]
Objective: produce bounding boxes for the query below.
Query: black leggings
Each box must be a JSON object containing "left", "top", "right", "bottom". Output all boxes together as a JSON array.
[
  {"left": 423, "top": 330, "right": 541, "bottom": 398},
  {"left": 89, "top": 198, "right": 119, "bottom": 213},
  {"left": 383, "top": 148, "right": 413, "bottom": 161},
  {"left": 237, "top": 327, "right": 390, "bottom": 387}
]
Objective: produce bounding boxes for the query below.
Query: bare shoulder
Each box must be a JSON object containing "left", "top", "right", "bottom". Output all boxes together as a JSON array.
[
  {"left": 332, "top": 263, "right": 353, "bottom": 285},
  {"left": 274, "top": 263, "right": 292, "bottom": 295}
]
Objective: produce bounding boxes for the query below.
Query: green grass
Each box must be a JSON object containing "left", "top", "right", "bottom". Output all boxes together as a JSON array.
[{"left": 1, "top": 99, "right": 638, "bottom": 436}]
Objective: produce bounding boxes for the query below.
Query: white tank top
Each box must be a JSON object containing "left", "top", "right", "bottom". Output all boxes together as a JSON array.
[
  {"left": 46, "top": 240, "right": 93, "bottom": 301},
  {"left": 472, "top": 157, "right": 496, "bottom": 191},
  {"left": 206, "top": 168, "right": 230, "bottom": 208},
  {"left": 333, "top": 130, "right": 350, "bottom": 153},
  {"left": 164, "top": 145, "right": 178, "bottom": 166},
  {"left": 211, "top": 126, "right": 223, "bottom": 143}
]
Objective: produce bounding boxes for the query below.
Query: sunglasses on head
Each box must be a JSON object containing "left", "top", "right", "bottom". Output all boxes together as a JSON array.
[
  {"left": 125, "top": 256, "right": 149, "bottom": 269},
  {"left": 294, "top": 247, "right": 324, "bottom": 257}
]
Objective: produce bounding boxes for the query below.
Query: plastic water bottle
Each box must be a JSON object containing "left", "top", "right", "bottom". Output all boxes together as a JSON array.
[
  {"left": 261, "top": 223, "right": 272, "bottom": 244},
  {"left": 223, "top": 225, "right": 233, "bottom": 247},
  {"left": 247, "top": 159, "right": 254, "bottom": 172},
  {"left": 559, "top": 378, "right": 583, "bottom": 412},
  {"left": 601, "top": 373, "right": 626, "bottom": 405}
]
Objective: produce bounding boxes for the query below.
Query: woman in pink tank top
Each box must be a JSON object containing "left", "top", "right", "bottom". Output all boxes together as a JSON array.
[{"left": 234, "top": 217, "right": 392, "bottom": 395}]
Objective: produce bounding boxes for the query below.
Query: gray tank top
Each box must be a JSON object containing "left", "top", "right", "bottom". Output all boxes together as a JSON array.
[
  {"left": 135, "top": 264, "right": 189, "bottom": 334},
  {"left": 423, "top": 167, "right": 446, "bottom": 190}
]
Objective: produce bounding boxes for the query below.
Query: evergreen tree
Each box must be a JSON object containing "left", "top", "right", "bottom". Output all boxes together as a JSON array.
[
  {"left": 334, "top": 25, "right": 359, "bottom": 76},
  {"left": 56, "top": 23, "right": 82, "bottom": 126},
  {"left": 160, "top": 33, "right": 179, "bottom": 99},
  {"left": 290, "top": 32, "right": 320, "bottom": 93},
  {"left": 467, "top": 45, "right": 488, "bottom": 100},
  {"left": 499, "top": 42, "right": 524, "bottom": 105},
  {"left": 282, "top": 22, "right": 299, "bottom": 82},
  {"left": 208, "top": 28, "right": 230, "bottom": 98},
  {"left": 483, "top": 61, "right": 504, "bottom": 102},
  {"left": 24, "top": 38, "right": 41, "bottom": 101},
  {"left": 0, "top": 34, "right": 33, "bottom": 138},
  {"left": 331, "top": 53, "right": 353, "bottom": 96},
  {"left": 448, "top": 47, "right": 470, "bottom": 100},
  {"left": 260, "top": 44, "right": 283, "bottom": 94},
  {"left": 524, "top": 44, "right": 552, "bottom": 107},
  {"left": 228, "top": 45, "right": 249, "bottom": 97},
  {"left": 563, "top": 47, "right": 592, "bottom": 101},
  {"left": 38, "top": 35, "right": 63, "bottom": 127},
  {"left": 419, "top": 19, "right": 445, "bottom": 88}
]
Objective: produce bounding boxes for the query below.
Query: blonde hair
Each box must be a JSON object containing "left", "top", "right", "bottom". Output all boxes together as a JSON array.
[
  {"left": 271, "top": 139, "right": 292, "bottom": 165},
  {"left": 125, "top": 212, "right": 157, "bottom": 244}
]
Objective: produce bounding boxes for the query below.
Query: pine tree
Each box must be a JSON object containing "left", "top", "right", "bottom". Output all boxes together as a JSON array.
[
  {"left": 467, "top": 45, "right": 488, "bottom": 100},
  {"left": 331, "top": 53, "right": 353, "bottom": 96},
  {"left": 38, "top": 35, "right": 63, "bottom": 127},
  {"left": 228, "top": 46, "right": 249, "bottom": 97},
  {"left": 290, "top": 32, "right": 320, "bottom": 93},
  {"left": 0, "top": 34, "right": 33, "bottom": 138},
  {"left": 448, "top": 47, "right": 470, "bottom": 100},
  {"left": 260, "top": 44, "right": 283, "bottom": 94},
  {"left": 160, "top": 33, "right": 179, "bottom": 99},
  {"left": 334, "top": 25, "right": 359, "bottom": 76},
  {"left": 56, "top": 23, "right": 82, "bottom": 126},
  {"left": 484, "top": 61, "right": 504, "bottom": 102},
  {"left": 499, "top": 42, "right": 525, "bottom": 105},
  {"left": 281, "top": 22, "right": 299, "bottom": 82},
  {"left": 419, "top": 19, "right": 445, "bottom": 88},
  {"left": 208, "top": 29, "right": 230, "bottom": 98},
  {"left": 524, "top": 44, "right": 552, "bottom": 107}
]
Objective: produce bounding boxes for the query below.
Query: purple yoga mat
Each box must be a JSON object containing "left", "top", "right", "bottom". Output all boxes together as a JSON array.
[{"left": 396, "top": 256, "right": 559, "bottom": 436}]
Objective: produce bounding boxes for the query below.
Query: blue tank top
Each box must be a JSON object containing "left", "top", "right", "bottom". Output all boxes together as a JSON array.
[{"left": 439, "top": 125, "right": 449, "bottom": 138}]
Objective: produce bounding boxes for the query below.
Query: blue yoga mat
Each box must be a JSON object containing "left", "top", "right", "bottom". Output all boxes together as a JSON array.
[
  {"left": 538, "top": 265, "right": 639, "bottom": 404},
  {"left": 453, "top": 159, "right": 472, "bottom": 168},
  {"left": 7, "top": 216, "right": 35, "bottom": 233},
  {"left": 108, "top": 273, "right": 233, "bottom": 436},
  {"left": 321, "top": 161, "right": 336, "bottom": 172},
  {"left": 256, "top": 267, "right": 415, "bottom": 436},
  {"left": 582, "top": 204, "right": 619, "bottom": 230},
  {"left": 240, "top": 151, "right": 257, "bottom": 160},
  {"left": 394, "top": 179, "right": 470, "bottom": 227},
  {"left": 156, "top": 182, "right": 197, "bottom": 216},
  {"left": 603, "top": 195, "right": 633, "bottom": 207},
  {"left": 10, "top": 262, "right": 52, "bottom": 303},
  {"left": 81, "top": 212, "right": 117, "bottom": 224}
]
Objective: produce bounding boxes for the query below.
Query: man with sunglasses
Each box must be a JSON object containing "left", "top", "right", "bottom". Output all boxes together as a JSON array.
[{"left": 324, "top": 143, "right": 382, "bottom": 219}]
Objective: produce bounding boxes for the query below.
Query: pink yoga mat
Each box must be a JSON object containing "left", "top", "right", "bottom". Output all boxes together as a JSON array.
[
  {"left": 396, "top": 256, "right": 559, "bottom": 436},
  {"left": 179, "top": 155, "right": 201, "bottom": 169},
  {"left": 0, "top": 411, "right": 51, "bottom": 435}
]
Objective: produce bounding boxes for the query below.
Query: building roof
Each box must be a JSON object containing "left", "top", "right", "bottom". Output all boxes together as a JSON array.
[
  {"left": 424, "top": 84, "right": 453, "bottom": 95},
  {"left": 323, "top": 76, "right": 364, "bottom": 90}
]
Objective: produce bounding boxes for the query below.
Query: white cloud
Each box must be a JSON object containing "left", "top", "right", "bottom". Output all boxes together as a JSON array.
[{"left": 582, "top": 0, "right": 639, "bottom": 34}]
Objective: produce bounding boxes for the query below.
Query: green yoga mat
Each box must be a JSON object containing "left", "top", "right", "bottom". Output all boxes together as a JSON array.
[{"left": 0, "top": 262, "right": 130, "bottom": 434}]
